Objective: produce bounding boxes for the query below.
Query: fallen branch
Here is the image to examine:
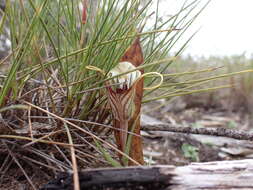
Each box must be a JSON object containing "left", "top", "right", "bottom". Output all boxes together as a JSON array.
[
  {"left": 142, "top": 124, "right": 253, "bottom": 141},
  {"left": 40, "top": 166, "right": 175, "bottom": 190},
  {"left": 40, "top": 159, "right": 253, "bottom": 190}
]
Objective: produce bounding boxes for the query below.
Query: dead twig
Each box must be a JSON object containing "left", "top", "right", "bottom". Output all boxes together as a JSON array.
[{"left": 142, "top": 124, "right": 253, "bottom": 141}]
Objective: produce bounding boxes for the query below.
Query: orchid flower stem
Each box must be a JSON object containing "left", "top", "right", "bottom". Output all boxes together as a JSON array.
[{"left": 122, "top": 113, "right": 140, "bottom": 166}]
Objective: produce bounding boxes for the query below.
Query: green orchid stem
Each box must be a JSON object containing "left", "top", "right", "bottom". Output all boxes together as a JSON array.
[{"left": 122, "top": 114, "right": 140, "bottom": 166}]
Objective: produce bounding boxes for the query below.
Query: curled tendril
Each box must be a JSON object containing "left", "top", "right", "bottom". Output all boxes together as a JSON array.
[
  {"left": 138, "top": 72, "right": 164, "bottom": 90},
  {"left": 85, "top": 65, "right": 105, "bottom": 76},
  {"left": 85, "top": 65, "right": 163, "bottom": 90}
]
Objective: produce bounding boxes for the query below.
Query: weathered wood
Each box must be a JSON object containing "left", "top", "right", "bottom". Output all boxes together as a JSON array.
[
  {"left": 40, "top": 159, "right": 253, "bottom": 190},
  {"left": 40, "top": 166, "right": 175, "bottom": 190},
  {"left": 142, "top": 124, "right": 253, "bottom": 141},
  {"left": 172, "top": 159, "right": 253, "bottom": 190}
]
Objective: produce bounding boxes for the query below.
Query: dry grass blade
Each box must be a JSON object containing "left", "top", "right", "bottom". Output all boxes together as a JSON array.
[
  {"left": 0, "top": 135, "right": 72, "bottom": 147},
  {"left": 23, "top": 101, "right": 140, "bottom": 166},
  {"left": 66, "top": 118, "right": 141, "bottom": 138},
  {"left": 28, "top": 105, "right": 33, "bottom": 139},
  {"left": 64, "top": 123, "right": 80, "bottom": 190},
  {"left": 22, "top": 130, "right": 65, "bottom": 148},
  {"left": 21, "top": 155, "right": 60, "bottom": 171}
]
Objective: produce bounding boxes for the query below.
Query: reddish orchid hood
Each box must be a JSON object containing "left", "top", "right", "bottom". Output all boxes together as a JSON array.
[{"left": 106, "top": 38, "right": 144, "bottom": 165}]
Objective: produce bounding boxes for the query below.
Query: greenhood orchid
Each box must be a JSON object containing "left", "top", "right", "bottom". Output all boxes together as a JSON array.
[{"left": 106, "top": 38, "right": 145, "bottom": 165}]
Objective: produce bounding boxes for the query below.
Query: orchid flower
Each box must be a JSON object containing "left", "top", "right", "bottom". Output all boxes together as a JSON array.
[
  {"left": 107, "top": 61, "right": 141, "bottom": 153},
  {"left": 105, "top": 38, "right": 145, "bottom": 165}
]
